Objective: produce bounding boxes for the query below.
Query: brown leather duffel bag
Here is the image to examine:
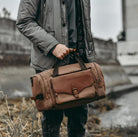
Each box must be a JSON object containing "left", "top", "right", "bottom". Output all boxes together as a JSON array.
[{"left": 31, "top": 53, "right": 106, "bottom": 111}]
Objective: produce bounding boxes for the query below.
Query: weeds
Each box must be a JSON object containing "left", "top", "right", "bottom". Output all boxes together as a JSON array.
[
  {"left": 0, "top": 91, "right": 42, "bottom": 137},
  {"left": 0, "top": 91, "right": 137, "bottom": 137}
]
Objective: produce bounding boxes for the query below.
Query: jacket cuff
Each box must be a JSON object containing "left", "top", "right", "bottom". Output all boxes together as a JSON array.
[
  {"left": 49, "top": 45, "right": 57, "bottom": 54},
  {"left": 44, "top": 40, "right": 59, "bottom": 56}
]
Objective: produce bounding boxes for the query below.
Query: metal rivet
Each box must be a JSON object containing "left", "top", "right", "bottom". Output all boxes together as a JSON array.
[{"left": 55, "top": 93, "right": 58, "bottom": 97}]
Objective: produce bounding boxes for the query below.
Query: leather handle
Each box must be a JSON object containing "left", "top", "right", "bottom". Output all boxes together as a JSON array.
[{"left": 53, "top": 51, "right": 87, "bottom": 77}]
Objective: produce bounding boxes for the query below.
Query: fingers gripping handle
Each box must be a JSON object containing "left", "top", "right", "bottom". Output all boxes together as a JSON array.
[{"left": 53, "top": 50, "right": 87, "bottom": 77}]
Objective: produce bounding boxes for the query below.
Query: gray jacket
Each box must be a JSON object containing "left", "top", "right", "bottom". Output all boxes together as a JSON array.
[{"left": 16, "top": 0, "right": 95, "bottom": 71}]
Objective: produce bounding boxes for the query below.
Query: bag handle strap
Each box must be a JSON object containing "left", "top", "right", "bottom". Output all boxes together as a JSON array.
[{"left": 53, "top": 50, "right": 87, "bottom": 77}]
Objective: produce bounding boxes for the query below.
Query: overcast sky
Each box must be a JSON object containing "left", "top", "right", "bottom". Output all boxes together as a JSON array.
[{"left": 0, "top": 0, "right": 123, "bottom": 41}]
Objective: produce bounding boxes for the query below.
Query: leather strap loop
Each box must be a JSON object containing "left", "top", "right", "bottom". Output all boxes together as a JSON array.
[{"left": 53, "top": 51, "right": 87, "bottom": 77}]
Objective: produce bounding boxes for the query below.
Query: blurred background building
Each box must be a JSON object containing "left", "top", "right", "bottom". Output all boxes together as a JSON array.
[
  {"left": 0, "top": 18, "right": 32, "bottom": 66},
  {"left": 118, "top": 0, "right": 138, "bottom": 66},
  {"left": 0, "top": 0, "right": 137, "bottom": 91},
  {"left": 0, "top": 0, "right": 137, "bottom": 90},
  {"left": 0, "top": 0, "right": 138, "bottom": 129}
]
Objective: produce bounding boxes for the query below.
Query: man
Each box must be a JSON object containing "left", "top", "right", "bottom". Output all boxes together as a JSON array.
[{"left": 16, "top": 0, "right": 95, "bottom": 136}]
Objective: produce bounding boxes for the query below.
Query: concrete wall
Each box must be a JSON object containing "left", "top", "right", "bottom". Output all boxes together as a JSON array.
[
  {"left": 0, "top": 18, "right": 32, "bottom": 55},
  {"left": 118, "top": 0, "right": 138, "bottom": 66},
  {"left": 0, "top": 18, "right": 117, "bottom": 65},
  {"left": 118, "top": 41, "right": 138, "bottom": 66},
  {"left": 94, "top": 38, "right": 117, "bottom": 64},
  {"left": 124, "top": 0, "right": 138, "bottom": 41},
  {"left": 0, "top": 18, "right": 130, "bottom": 97}
]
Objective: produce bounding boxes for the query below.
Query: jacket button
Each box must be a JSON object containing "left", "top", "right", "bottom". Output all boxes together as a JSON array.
[
  {"left": 62, "top": 0, "right": 65, "bottom": 4},
  {"left": 62, "top": 23, "right": 66, "bottom": 27}
]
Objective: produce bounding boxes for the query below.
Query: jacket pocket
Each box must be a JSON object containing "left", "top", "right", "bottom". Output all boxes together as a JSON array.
[{"left": 50, "top": 69, "right": 95, "bottom": 104}]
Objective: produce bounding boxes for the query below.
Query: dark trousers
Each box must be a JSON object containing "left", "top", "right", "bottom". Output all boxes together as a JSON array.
[
  {"left": 36, "top": 57, "right": 88, "bottom": 137},
  {"left": 36, "top": 69, "right": 88, "bottom": 137},
  {"left": 41, "top": 105, "right": 88, "bottom": 137}
]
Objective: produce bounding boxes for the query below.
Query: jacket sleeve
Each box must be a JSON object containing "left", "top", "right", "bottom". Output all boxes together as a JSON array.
[{"left": 16, "top": 0, "right": 59, "bottom": 56}]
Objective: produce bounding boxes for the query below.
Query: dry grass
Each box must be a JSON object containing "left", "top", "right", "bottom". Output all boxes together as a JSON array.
[
  {"left": 0, "top": 91, "right": 42, "bottom": 137},
  {"left": 0, "top": 91, "right": 131, "bottom": 137}
]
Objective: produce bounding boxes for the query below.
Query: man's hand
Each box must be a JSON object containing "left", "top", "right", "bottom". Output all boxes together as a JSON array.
[{"left": 52, "top": 44, "right": 74, "bottom": 60}]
